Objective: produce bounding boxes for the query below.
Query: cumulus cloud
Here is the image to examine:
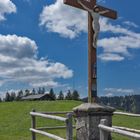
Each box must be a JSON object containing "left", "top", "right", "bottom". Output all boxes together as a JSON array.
[
  {"left": 104, "top": 88, "right": 134, "bottom": 96},
  {"left": 39, "top": 0, "right": 87, "bottom": 39},
  {"left": 0, "top": 34, "right": 73, "bottom": 89},
  {"left": 39, "top": 0, "right": 140, "bottom": 61},
  {"left": 98, "top": 53, "right": 124, "bottom": 62},
  {"left": 98, "top": 18, "right": 140, "bottom": 61},
  {"left": 0, "top": 0, "right": 16, "bottom": 21},
  {"left": 123, "top": 21, "right": 138, "bottom": 28}
]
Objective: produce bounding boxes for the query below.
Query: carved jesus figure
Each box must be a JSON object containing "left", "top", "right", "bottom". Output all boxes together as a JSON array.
[{"left": 77, "top": 0, "right": 109, "bottom": 48}]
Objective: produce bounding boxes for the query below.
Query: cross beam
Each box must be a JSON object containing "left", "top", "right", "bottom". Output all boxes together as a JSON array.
[
  {"left": 64, "top": 0, "right": 96, "bottom": 11},
  {"left": 64, "top": 0, "right": 117, "bottom": 19},
  {"left": 64, "top": 0, "right": 117, "bottom": 103}
]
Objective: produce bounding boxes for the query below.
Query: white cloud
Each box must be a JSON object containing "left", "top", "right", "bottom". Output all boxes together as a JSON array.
[
  {"left": 98, "top": 18, "right": 140, "bottom": 61},
  {"left": 39, "top": 0, "right": 87, "bottom": 39},
  {"left": 98, "top": 53, "right": 124, "bottom": 62},
  {"left": 0, "top": 0, "right": 16, "bottom": 21},
  {"left": 98, "top": 35, "right": 140, "bottom": 56},
  {"left": 123, "top": 21, "right": 138, "bottom": 28},
  {"left": 104, "top": 88, "right": 134, "bottom": 94},
  {"left": 105, "top": 93, "right": 113, "bottom": 97},
  {"left": 0, "top": 34, "right": 37, "bottom": 58},
  {"left": 0, "top": 34, "right": 73, "bottom": 89},
  {"left": 31, "top": 81, "right": 59, "bottom": 88},
  {"left": 39, "top": 0, "right": 140, "bottom": 62}
]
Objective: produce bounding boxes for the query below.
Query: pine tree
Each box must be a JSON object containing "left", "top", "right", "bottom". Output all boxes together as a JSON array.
[
  {"left": 65, "top": 90, "right": 72, "bottom": 100},
  {"left": 38, "top": 87, "right": 42, "bottom": 94},
  {"left": 0, "top": 97, "right": 2, "bottom": 102},
  {"left": 5, "top": 92, "right": 11, "bottom": 102},
  {"left": 58, "top": 91, "right": 64, "bottom": 100},
  {"left": 25, "top": 89, "right": 30, "bottom": 96},
  {"left": 16, "top": 90, "right": 23, "bottom": 101},
  {"left": 49, "top": 88, "right": 56, "bottom": 100},
  {"left": 10, "top": 92, "right": 16, "bottom": 101},
  {"left": 72, "top": 90, "right": 80, "bottom": 100},
  {"left": 42, "top": 87, "right": 45, "bottom": 94},
  {"left": 31, "top": 88, "right": 36, "bottom": 95}
]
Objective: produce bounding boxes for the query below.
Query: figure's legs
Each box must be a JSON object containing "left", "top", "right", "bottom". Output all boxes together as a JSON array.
[{"left": 93, "top": 31, "right": 99, "bottom": 48}]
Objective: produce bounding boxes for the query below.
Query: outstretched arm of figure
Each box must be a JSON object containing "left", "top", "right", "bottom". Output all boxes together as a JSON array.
[
  {"left": 98, "top": 9, "right": 109, "bottom": 14},
  {"left": 77, "top": 0, "right": 93, "bottom": 13}
]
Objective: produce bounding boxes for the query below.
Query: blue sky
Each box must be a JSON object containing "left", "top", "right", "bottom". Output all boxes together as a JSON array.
[{"left": 0, "top": 0, "right": 140, "bottom": 98}]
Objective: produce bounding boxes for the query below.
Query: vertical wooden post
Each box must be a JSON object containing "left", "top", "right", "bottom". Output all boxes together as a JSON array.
[
  {"left": 31, "top": 109, "right": 36, "bottom": 140},
  {"left": 100, "top": 119, "right": 109, "bottom": 140},
  {"left": 66, "top": 113, "right": 73, "bottom": 140},
  {"left": 88, "top": 12, "right": 97, "bottom": 103}
]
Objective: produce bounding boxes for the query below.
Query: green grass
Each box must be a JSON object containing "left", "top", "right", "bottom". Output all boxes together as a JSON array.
[
  {"left": 112, "top": 114, "right": 140, "bottom": 140},
  {"left": 0, "top": 100, "right": 81, "bottom": 140},
  {"left": 0, "top": 101, "right": 140, "bottom": 140}
]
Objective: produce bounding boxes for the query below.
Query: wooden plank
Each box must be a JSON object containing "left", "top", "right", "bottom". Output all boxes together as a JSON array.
[
  {"left": 66, "top": 113, "right": 73, "bottom": 140},
  {"left": 41, "top": 111, "right": 73, "bottom": 115},
  {"left": 64, "top": 0, "right": 117, "bottom": 19},
  {"left": 64, "top": 0, "right": 96, "bottom": 11},
  {"left": 30, "top": 128, "right": 66, "bottom": 140},
  {"left": 100, "top": 119, "right": 109, "bottom": 140},
  {"left": 88, "top": 13, "right": 95, "bottom": 103},
  {"left": 30, "top": 112, "right": 67, "bottom": 122},
  {"left": 113, "top": 126, "right": 140, "bottom": 134},
  {"left": 31, "top": 109, "right": 36, "bottom": 140},
  {"left": 99, "top": 124, "right": 140, "bottom": 139},
  {"left": 114, "top": 112, "right": 140, "bottom": 117},
  {"left": 97, "top": 5, "right": 117, "bottom": 19},
  {"left": 37, "top": 125, "right": 76, "bottom": 130}
]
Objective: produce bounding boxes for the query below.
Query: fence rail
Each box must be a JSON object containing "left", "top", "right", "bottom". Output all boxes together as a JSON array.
[
  {"left": 30, "top": 112, "right": 67, "bottom": 122},
  {"left": 99, "top": 119, "right": 140, "bottom": 140},
  {"left": 30, "top": 109, "right": 73, "bottom": 140},
  {"left": 114, "top": 112, "right": 140, "bottom": 117},
  {"left": 30, "top": 128, "right": 66, "bottom": 140},
  {"left": 41, "top": 111, "right": 73, "bottom": 115},
  {"left": 113, "top": 126, "right": 140, "bottom": 134}
]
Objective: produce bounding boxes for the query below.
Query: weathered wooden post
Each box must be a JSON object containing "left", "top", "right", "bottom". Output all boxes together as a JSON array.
[
  {"left": 31, "top": 109, "right": 36, "bottom": 140},
  {"left": 63, "top": 0, "right": 117, "bottom": 139},
  {"left": 66, "top": 113, "right": 73, "bottom": 140},
  {"left": 64, "top": 0, "right": 117, "bottom": 103},
  {"left": 100, "top": 119, "right": 109, "bottom": 140}
]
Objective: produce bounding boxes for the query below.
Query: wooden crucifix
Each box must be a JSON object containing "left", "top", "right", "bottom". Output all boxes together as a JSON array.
[{"left": 64, "top": 0, "right": 117, "bottom": 103}]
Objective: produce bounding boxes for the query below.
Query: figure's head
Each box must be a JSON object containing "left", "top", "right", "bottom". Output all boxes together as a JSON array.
[{"left": 94, "top": 5, "right": 100, "bottom": 12}]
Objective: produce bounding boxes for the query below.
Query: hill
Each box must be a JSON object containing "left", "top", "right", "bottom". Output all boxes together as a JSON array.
[{"left": 0, "top": 101, "right": 140, "bottom": 140}]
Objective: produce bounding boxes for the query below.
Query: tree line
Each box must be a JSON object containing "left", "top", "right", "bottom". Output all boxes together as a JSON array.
[
  {"left": 82, "top": 95, "right": 140, "bottom": 114},
  {"left": 100, "top": 95, "right": 140, "bottom": 114},
  {"left": 0, "top": 87, "right": 80, "bottom": 102}
]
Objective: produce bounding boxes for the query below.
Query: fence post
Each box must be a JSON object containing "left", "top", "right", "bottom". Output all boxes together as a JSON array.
[
  {"left": 31, "top": 109, "right": 36, "bottom": 140},
  {"left": 100, "top": 119, "right": 109, "bottom": 140},
  {"left": 66, "top": 113, "right": 73, "bottom": 140}
]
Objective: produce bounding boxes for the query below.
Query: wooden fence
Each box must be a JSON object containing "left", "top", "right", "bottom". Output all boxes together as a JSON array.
[
  {"left": 99, "top": 112, "right": 140, "bottom": 140},
  {"left": 30, "top": 109, "right": 73, "bottom": 140}
]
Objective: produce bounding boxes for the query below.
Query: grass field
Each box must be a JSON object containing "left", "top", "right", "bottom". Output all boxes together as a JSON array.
[{"left": 0, "top": 101, "right": 140, "bottom": 140}]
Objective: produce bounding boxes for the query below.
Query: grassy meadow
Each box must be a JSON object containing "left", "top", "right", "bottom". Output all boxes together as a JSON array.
[{"left": 0, "top": 100, "right": 140, "bottom": 140}]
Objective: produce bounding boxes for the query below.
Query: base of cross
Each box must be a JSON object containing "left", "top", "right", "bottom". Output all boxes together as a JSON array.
[{"left": 73, "top": 103, "right": 115, "bottom": 140}]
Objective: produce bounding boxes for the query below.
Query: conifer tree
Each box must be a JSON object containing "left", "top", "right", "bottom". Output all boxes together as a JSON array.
[
  {"left": 49, "top": 88, "right": 56, "bottom": 100},
  {"left": 58, "top": 91, "right": 64, "bottom": 100}
]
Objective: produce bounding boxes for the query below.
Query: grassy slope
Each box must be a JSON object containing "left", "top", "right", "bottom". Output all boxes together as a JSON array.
[
  {"left": 0, "top": 101, "right": 140, "bottom": 140},
  {"left": 112, "top": 114, "right": 140, "bottom": 140},
  {"left": 0, "top": 101, "right": 81, "bottom": 140}
]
